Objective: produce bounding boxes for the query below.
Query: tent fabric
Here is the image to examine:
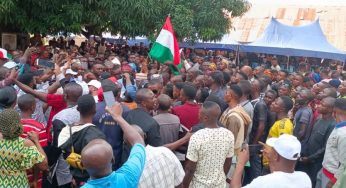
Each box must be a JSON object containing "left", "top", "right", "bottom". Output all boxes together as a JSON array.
[
  {"left": 239, "top": 18, "right": 346, "bottom": 62},
  {"left": 179, "top": 34, "right": 239, "bottom": 50}
]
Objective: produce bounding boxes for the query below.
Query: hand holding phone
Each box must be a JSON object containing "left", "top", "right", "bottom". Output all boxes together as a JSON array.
[
  {"left": 105, "top": 101, "right": 123, "bottom": 119},
  {"left": 103, "top": 91, "right": 117, "bottom": 107}
]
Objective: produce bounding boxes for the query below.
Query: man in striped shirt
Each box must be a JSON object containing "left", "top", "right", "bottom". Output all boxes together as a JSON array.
[{"left": 18, "top": 94, "right": 48, "bottom": 187}]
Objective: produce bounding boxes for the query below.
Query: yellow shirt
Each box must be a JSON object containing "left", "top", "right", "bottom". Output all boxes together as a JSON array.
[
  {"left": 263, "top": 118, "right": 294, "bottom": 166},
  {"left": 268, "top": 118, "right": 293, "bottom": 138}
]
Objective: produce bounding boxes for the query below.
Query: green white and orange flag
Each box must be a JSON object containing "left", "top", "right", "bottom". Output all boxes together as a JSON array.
[
  {"left": 149, "top": 16, "right": 181, "bottom": 74},
  {"left": 0, "top": 48, "right": 12, "bottom": 59}
]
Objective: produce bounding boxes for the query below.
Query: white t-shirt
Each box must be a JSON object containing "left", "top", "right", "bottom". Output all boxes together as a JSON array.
[{"left": 243, "top": 171, "right": 311, "bottom": 188}]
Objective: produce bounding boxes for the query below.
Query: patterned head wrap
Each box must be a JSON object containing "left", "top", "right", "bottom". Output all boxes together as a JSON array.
[
  {"left": 209, "top": 63, "right": 217, "bottom": 71},
  {"left": 0, "top": 109, "right": 23, "bottom": 140}
]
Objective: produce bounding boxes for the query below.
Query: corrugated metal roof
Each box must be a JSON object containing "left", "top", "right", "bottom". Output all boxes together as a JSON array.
[{"left": 229, "top": 4, "right": 346, "bottom": 51}]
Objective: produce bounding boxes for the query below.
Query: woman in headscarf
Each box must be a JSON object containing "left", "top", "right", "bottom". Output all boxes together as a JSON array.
[{"left": 0, "top": 109, "right": 48, "bottom": 187}]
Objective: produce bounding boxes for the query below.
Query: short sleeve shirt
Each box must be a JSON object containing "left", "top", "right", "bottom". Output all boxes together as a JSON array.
[
  {"left": 243, "top": 171, "right": 311, "bottom": 188},
  {"left": 82, "top": 144, "right": 146, "bottom": 188},
  {"left": 186, "top": 127, "right": 234, "bottom": 188},
  {"left": 268, "top": 118, "right": 293, "bottom": 138},
  {"left": 46, "top": 94, "right": 67, "bottom": 142}
]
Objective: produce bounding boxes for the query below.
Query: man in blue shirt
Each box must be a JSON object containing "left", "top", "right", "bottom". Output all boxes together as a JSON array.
[{"left": 82, "top": 103, "right": 146, "bottom": 188}]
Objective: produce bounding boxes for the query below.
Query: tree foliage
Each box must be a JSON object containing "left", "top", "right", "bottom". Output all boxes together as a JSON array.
[{"left": 0, "top": 0, "right": 249, "bottom": 41}]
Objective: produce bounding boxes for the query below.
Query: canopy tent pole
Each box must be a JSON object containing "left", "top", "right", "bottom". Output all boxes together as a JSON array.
[
  {"left": 287, "top": 56, "right": 290, "bottom": 71},
  {"left": 236, "top": 45, "right": 240, "bottom": 68}
]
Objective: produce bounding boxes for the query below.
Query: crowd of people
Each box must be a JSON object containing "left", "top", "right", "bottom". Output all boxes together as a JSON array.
[{"left": 0, "top": 35, "right": 346, "bottom": 188}]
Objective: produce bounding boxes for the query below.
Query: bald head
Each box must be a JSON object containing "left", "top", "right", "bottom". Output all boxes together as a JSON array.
[
  {"left": 135, "top": 88, "right": 154, "bottom": 104},
  {"left": 157, "top": 94, "right": 172, "bottom": 111},
  {"left": 240, "top": 65, "right": 253, "bottom": 78},
  {"left": 81, "top": 139, "right": 113, "bottom": 178}
]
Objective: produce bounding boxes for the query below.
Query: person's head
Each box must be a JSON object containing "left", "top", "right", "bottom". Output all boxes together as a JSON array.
[
  {"left": 259, "top": 75, "right": 271, "bottom": 89},
  {"left": 196, "top": 88, "right": 210, "bottom": 104},
  {"left": 63, "top": 83, "right": 83, "bottom": 103},
  {"left": 77, "top": 94, "right": 96, "bottom": 118},
  {"left": 92, "top": 63, "right": 105, "bottom": 77},
  {"left": 331, "top": 70, "right": 340, "bottom": 80},
  {"left": 0, "top": 86, "right": 17, "bottom": 110},
  {"left": 87, "top": 80, "right": 101, "bottom": 96},
  {"left": 148, "top": 79, "right": 163, "bottom": 97},
  {"left": 111, "top": 64, "right": 122, "bottom": 78},
  {"left": 170, "top": 75, "right": 183, "bottom": 85},
  {"left": 162, "top": 83, "right": 174, "bottom": 99},
  {"left": 102, "top": 79, "right": 121, "bottom": 100},
  {"left": 0, "top": 109, "right": 23, "bottom": 140},
  {"left": 187, "top": 70, "right": 201, "bottom": 82},
  {"left": 136, "top": 88, "right": 157, "bottom": 111},
  {"left": 210, "top": 71, "right": 225, "bottom": 88},
  {"left": 338, "top": 81, "right": 346, "bottom": 97},
  {"left": 321, "top": 69, "right": 330, "bottom": 79},
  {"left": 180, "top": 83, "right": 197, "bottom": 103},
  {"left": 251, "top": 79, "right": 266, "bottom": 97},
  {"left": 264, "top": 90, "right": 278, "bottom": 106},
  {"left": 271, "top": 96, "right": 293, "bottom": 114},
  {"left": 312, "top": 81, "right": 330, "bottom": 95},
  {"left": 0, "top": 67, "right": 10, "bottom": 81},
  {"left": 292, "top": 74, "right": 304, "bottom": 88},
  {"left": 18, "top": 94, "right": 36, "bottom": 115},
  {"left": 278, "top": 83, "right": 292, "bottom": 97},
  {"left": 317, "top": 87, "right": 337, "bottom": 100},
  {"left": 156, "top": 94, "right": 172, "bottom": 112},
  {"left": 263, "top": 134, "right": 301, "bottom": 173},
  {"left": 329, "top": 79, "right": 341, "bottom": 89},
  {"left": 313, "top": 66, "right": 320, "bottom": 73},
  {"left": 231, "top": 71, "right": 248, "bottom": 84},
  {"left": 193, "top": 75, "right": 207, "bottom": 89},
  {"left": 334, "top": 98, "right": 346, "bottom": 123},
  {"left": 295, "top": 89, "right": 314, "bottom": 106},
  {"left": 81, "top": 139, "right": 113, "bottom": 179},
  {"left": 254, "top": 66, "right": 265, "bottom": 77},
  {"left": 271, "top": 57, "right": 278, "bottom": 66},
  {"left": 317, "top": 97, "right": 336, "bottom": 115},
  {"left": 240, "top": 65, "right": 253, "bottom": 79},
  {"left": 198, "top": 101, "right": 221, "bottom": 125},
  {"left": 173, "top": 82, "right": 184, "bottom": 100},
  {"left": 18, "top": 72, "right": 36, "bottom": 88},
  {"left": 224, "top": 84, "right": 243, "bottom": 104},
  {"left": 277, "top": 70, "right": 288, "bottom": 82},
  {"left": 238, "top": 80, "right": 252, "bottom": 100}
]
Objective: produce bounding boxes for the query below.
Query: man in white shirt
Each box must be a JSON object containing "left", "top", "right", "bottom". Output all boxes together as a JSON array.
[
  {"left": 231, "top": 134, "right": 312, "bottom": 188},
  {"left": 183, "top": 101, "right": 234, "bottom": 188}
]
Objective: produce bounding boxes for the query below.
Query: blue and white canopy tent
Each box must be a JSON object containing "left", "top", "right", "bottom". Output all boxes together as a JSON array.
[{"left": 239, "top": 18, "right": 346, "bottom": 62}]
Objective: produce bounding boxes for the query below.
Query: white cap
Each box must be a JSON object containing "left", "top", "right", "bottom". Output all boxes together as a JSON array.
[
  {"left": 3, "top": 61, "right": 18, "bottom": 69},
  {"left": 266, "top": 134, "right": 301, "bottom": 160},
  {"left": 87, "top": 80, "right": 101, "bottom": 89},
  {"left": 65, "top": 69, "right": 78, "bottom": 76},
  {"left": 111, "top": 57, "right": 121, "bottom": 65}
]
